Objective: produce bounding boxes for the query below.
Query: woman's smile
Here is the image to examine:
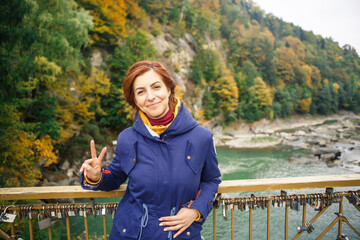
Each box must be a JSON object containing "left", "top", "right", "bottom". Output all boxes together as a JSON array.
[{"left": 133, "top": 69, "right": 171, "bottom": 119}]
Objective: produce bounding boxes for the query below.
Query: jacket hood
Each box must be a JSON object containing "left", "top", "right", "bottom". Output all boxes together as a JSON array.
[{"left": 133, "top": 100, "right": 199, "bottom": 139}]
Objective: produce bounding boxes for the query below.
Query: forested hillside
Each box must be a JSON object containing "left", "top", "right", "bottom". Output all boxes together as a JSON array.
[{"left": 1, "top": 0, "right": 359, "bottom": 187}]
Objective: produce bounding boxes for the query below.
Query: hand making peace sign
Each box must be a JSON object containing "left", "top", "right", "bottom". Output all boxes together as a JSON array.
[{"left": 79, "top": 140, "right": 107, "bottom": 182}]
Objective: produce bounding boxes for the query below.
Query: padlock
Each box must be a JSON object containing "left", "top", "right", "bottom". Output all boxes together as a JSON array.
[
  {"left": 245, "top": 198, "right": 249, "bottom": 211},
  {"left": 234, "top": 200, "right": 239, "bottom": 210},
  {"left": 333, "top": 193, "right": 342, "bottom": 203},
  {"left": 348, "top": 192, "right": 358, "bottom": 204},
  {"left": 79, "top": 205, "right": 84, "bottom": 216},
  {"left": 222, "top": 199, "right": 228, "bottom": 220},
  {"left": 0, "top": 206, "right": 16, "bottom": 223},
  {"left": 83, "top": 204, "right": 90, "bottom": 218},
  {"left": 292, "top": 196, "right": 299, "bottom": 211},
  {"left": 50, "top": 205, "right": 56, "bottom": 217},
  {"left": 56, "top": 204, "right": 62, "bottom": 219},
  {"left": 101, "top": 204, "right": 106, "bottom": 215},
  {"left": 38, "top": 207, "right": 51, "bottom": 230}
]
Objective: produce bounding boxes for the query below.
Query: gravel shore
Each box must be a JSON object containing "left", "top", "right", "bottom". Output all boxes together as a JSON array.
[{"left": 209, "top": 111, "right": 360, "bottom": 173}]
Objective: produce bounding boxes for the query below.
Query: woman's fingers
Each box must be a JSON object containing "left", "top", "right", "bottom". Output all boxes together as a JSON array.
[
  {"left": 159, "top": 208, "right": 198, "bottom": 237},
  {"left": 163, "top": 224, "right": 182, "bottom": 231},
  {"left": 80, "top": 162, "right": 90, "bottom": 174},
  {"left": 80, "top": 140, "right": 105, "bottom": 181},
  {"left": 79, "top": 159, "right": 92, "bottom": 172},
  {"left": 173, "top": 227, "right": 187, "bottom": 238},
  {"left": 159, "top": 219, "right": 182, "bottom": 227},
  {"left": 97, "top": 147, "right": 107, "bottom": 164},
  {"left": 162, "top": 222, "right": 189, "bottom": 238},
  {"left": 90, "top": 140, "right": 97, "bottom": 160}
]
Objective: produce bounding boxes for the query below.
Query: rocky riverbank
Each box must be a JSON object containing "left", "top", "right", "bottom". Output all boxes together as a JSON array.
[{"left": 210, "top": 111, "right": 360, "bottom": 173}]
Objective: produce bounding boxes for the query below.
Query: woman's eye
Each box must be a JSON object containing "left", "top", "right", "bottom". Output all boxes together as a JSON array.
[
  {"left": 137, "top": 90, "right": 144, "bottom": 95},
  {"left": 153, "top": 85, "right": 161, "bottom": 89}
]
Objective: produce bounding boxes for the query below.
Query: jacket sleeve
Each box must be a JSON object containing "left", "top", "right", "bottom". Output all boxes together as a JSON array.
[
  {"left": 81, "top": 132, "right": 133, "bottom": 191},
  {"left": 187, "top": 136, "right": 221, "bottom": 221}
]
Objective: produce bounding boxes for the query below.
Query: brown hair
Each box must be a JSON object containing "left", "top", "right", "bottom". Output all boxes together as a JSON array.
[{"left": 123, "top": 60, "right": 177, "bottom": 111}]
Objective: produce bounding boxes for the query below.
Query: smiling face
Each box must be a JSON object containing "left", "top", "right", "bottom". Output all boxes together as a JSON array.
[{"left": 133, "top": 69, "right": 171, "bottom": 119}]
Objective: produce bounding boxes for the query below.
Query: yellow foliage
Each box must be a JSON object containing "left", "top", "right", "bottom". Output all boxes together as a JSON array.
[
  {"left": 311, "top": 65, "right": 322, "bottom": 89},
  {"left": 34, "top": 56, "right": 61, "bottom": 86},
  {"left": 196, "top": 0, "right": 221, "bottom": 21},
  {"left": 211, "top": 68, "right": 239, "bottom": 112},
  {"left": 0, "top": 127, "right": 57, "bottom": 187},
  {"left": 80, "top": 0, "right": 128, "bottom": 44},
  {"left": 15, "top": 56, "right": 61, "bottom": 93},
  {"left": 248, "top": 76, "right": 273, "bottom": 107},
  {"left": 333, "top": 83, "right": 340, "bottom": 91},
  {"left": 175, "top": 85, "right": 184, "bottom": 100},
  {"left": 55, "top": 68, "right": 110, "bottom": 144},
  {"left": 298, "top": 64, "right": 312, "bottom": 89},
  {"left": 283, "top": 35, "right": 306, "bottom": 62},
  {"left": 262, "top": 29, "right": 276, "bottom": 45},
  {"left": 324, "top": 78, "right": 329, "bottom": 85},
  {"left": 196, "top": 109, "right": 205, "bottom": 123},
  {"left": 300, "top": 98, "right": 312, "bottom": 113},
  {"left": 275, "top": 46, "right": 298, "bottom": 83},
  {"left": 124, "top": 0, "right": 143, "bottom": 22},
  {"left": 34, "top": 135, "right": 58, "bottom": 167}
]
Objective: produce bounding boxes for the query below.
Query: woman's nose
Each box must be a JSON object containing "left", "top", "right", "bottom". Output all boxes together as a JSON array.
[{"left": 147, "top": 90, "right": 155, "bottom": 101}]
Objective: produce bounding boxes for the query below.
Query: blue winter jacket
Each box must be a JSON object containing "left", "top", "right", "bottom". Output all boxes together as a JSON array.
[{"left": 81, "top": 101, "right": 221, "bottom": 240}]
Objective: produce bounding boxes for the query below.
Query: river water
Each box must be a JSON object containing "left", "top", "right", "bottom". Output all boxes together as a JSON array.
[
  {"left": 200, "top": 146, "right": 359, "bottom": 240},
  {"left": 67, "top": 146, "right": 359, "bottom": 239}
]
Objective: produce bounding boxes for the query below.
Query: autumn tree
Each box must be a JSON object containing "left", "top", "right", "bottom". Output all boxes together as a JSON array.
[
  {"left": 76, "top": 0, "right": 128, "bottom": 46},
  {"left": 0, "top": 105, "right": 57, "bottom": 187},
  {"left": 275, "top": 46, "right": 298, "bottom": 83},
  {"left": 210, "top": 67, "right": 239, "bottom": 122},
  {"left": 283, "top": 35, "right": 306, "bottom": 62}
]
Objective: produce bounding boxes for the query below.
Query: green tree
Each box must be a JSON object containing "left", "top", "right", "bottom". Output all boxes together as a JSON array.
[
  {"left": 108, "top": 29, "right": 157, "bottom": 86},
  {"left": 202, "top": 88, "right": 220, "bottom": 119},
  {"left": 316, "top": 84, "right": 332, "bottom": 115},
  {"left": 189, "top": 48, "right": 219, "bottom": 85},
  {"left": 273, "top": 87, "right": 292, "bottom": 118},
  {"left": 0, "top": 0, "right": 93, "bottom": 186},
  {"left": 102, "top": 29, "right": 156, "bottom": 130}
]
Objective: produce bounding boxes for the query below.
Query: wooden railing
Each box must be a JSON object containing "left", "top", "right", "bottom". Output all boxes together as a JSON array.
[{"left": 0, "top": 174, "right": 359, "bottom": 240}]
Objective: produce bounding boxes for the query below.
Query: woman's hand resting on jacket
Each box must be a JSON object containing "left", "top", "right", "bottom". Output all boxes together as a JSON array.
[
  {"left": 159, "top": 207, "right": 199, "bottom": 238},
  {"left": 79, "top": 140, "right": 107, "bottom": 183}
]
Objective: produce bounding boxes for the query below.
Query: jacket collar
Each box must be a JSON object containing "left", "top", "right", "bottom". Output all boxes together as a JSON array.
[{"left": 133, "top": 100, "right": 199, "bottom": 139}]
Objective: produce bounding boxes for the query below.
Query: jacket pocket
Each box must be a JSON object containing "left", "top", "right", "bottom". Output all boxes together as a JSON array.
[
  {"left": 121, "top": 140, "right": 138, "bottom": 175},
  {"left": 185, "top": 139, "right": 200, "bottom": 175},
  {"left": 177, "top": 221, "right": 202, "bottom": 239},
  {"left": 113, "top": 199, "right": 142, "bottom": 239}
]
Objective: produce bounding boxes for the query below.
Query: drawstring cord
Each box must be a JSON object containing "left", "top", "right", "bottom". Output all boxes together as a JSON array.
[
  {"left": 167, "top": 207, "right": 176, "bottom": 240},
  {"left": 138, "top": 204, "right": 148, "bottom": 240}
]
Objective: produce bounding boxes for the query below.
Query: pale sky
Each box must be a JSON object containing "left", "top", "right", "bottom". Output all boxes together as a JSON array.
[{"left": 254, "top": 0, "right": 360, "bottom": 55}]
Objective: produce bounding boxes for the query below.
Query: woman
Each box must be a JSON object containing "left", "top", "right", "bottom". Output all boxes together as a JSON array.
[{"left": 80, "top": 60, "right": 221, "bottom": 240}]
